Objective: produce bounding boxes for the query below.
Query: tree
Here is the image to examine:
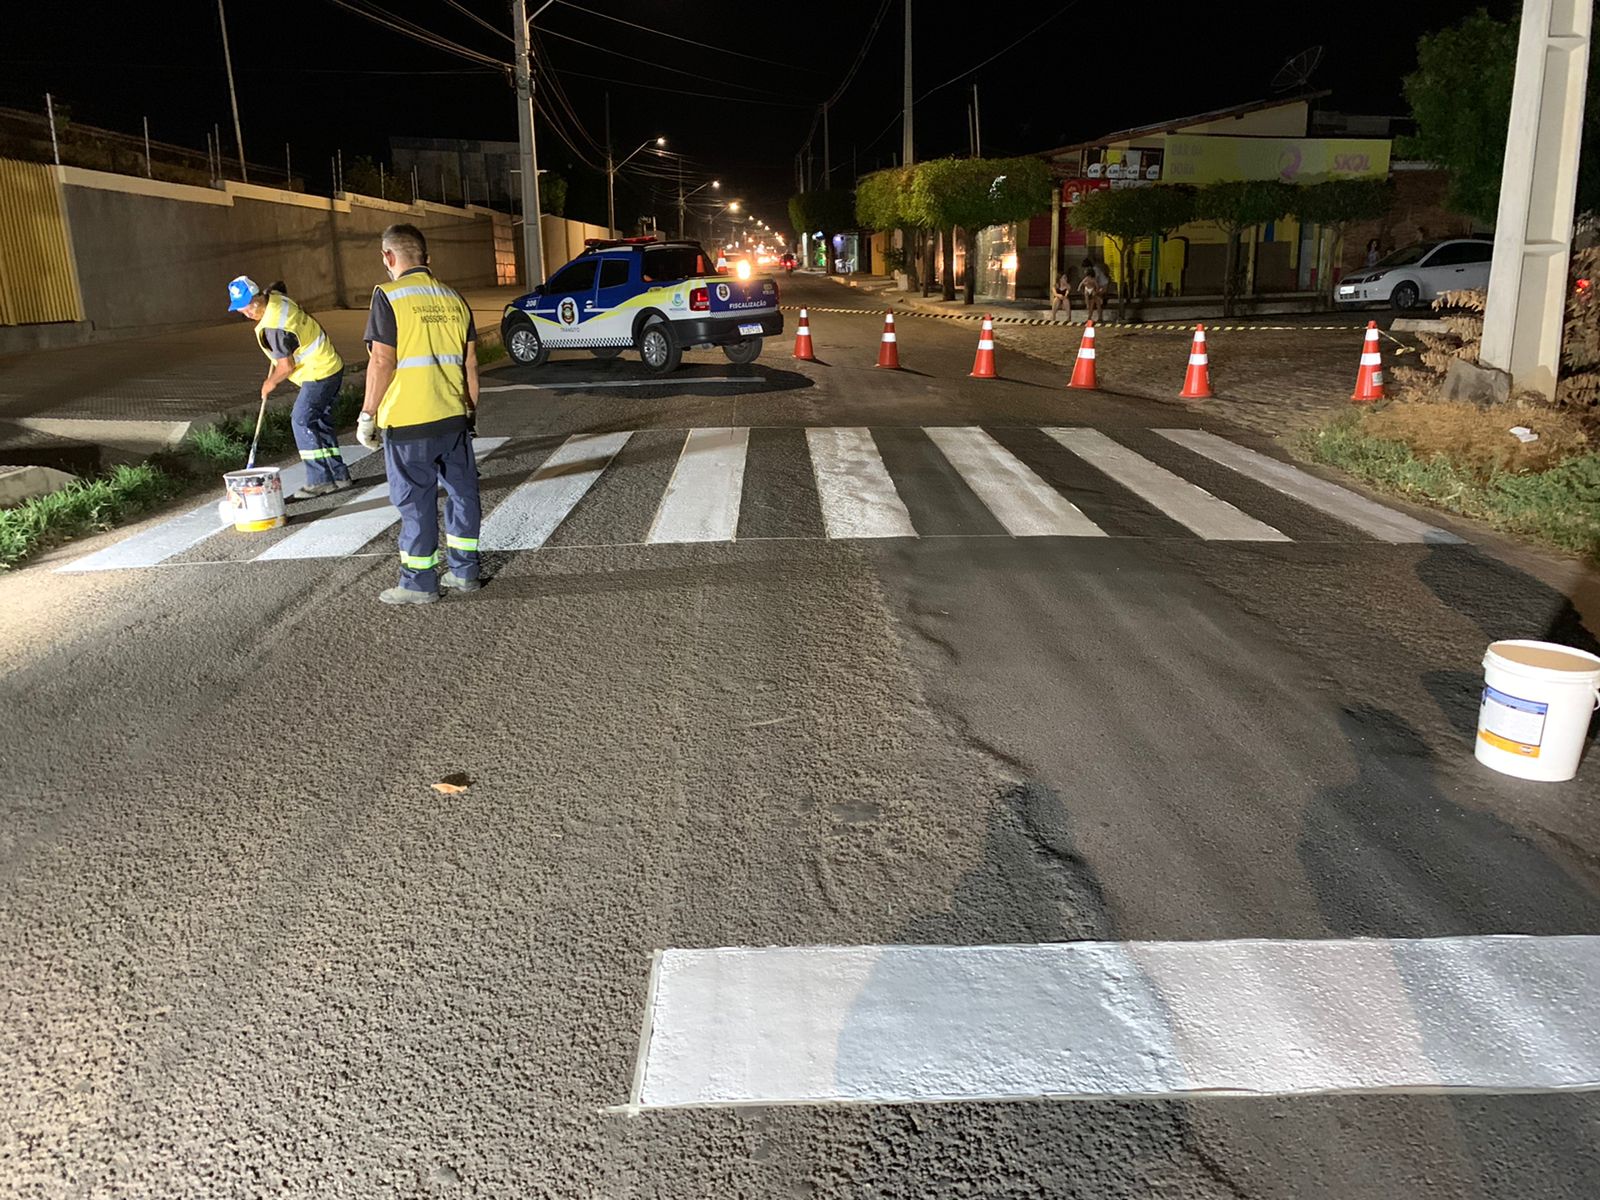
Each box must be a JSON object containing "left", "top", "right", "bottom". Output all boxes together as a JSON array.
[
  {"left": 1069, "top": 185, "right": 1197, "bottom": 319},
  {"left": 540, "top": 171, "right": 568, "bottom": 218},
  {"left": 1291, "top": 179, "right": 1392, "bottom": 306},
  {"left": 343, "top": 156, "right": 407, "bottom": 203},
  {"left": 788, "top": 188, "right": 857, "bottom": 274},
  {"left": 1402, "top": 9, "right": 1600, "bottom": 223},
  {"left": 906, "top": 156, "right": 1051, "bottom": 303},
  {"left": 1194, "top": 180, "right": 1295, "bottom": 316},
  {"left": 856, "top": 168, "right": 920, "bottom": 286}
]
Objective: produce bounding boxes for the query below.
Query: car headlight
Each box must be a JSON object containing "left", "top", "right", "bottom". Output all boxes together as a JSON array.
[{"left": 736, "top": 260, "right": 752, "bottom": 279}]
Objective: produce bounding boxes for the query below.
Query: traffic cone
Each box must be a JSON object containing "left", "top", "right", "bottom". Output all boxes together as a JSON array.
[
  {"left": 876, "top": 311, "right": 900, "bottom": 369},
  {"left": 969, "top": 315, "right": 998, "bottom": 378},
  {"left": 1351, "top": 320, "right": 1385, "bottom": 402},
  {"left": 1179, "top": 324, "right": 1212, "bottom": 399},
  {"left": 1068, "top": 322, "right": 1098, "bottom": 390},
  {"left": 792, "top": 308, "right": 816, "bottom": 361}
]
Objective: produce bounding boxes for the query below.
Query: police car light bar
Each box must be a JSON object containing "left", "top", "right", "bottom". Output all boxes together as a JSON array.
[{"left": 583, "top": 235, "right": 661, "bottom": 249}]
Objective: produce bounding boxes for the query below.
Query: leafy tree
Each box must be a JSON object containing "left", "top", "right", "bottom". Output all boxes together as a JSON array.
[
  {"left": 343, "top": 156, "right": 407, "bottom": 202},
  {"left": 1291, "top": 179, "right": 1392, "bottom": 305},
  {"left": 1401, "top": 9, "right": 1600, "bottom": 223},
  {"left": 788, "top": 188, "right": 857, "bottom": 274},
  {"left": 906, "top": 156, "right": 1051, "bottom": 303},
  {"left": 1194, "top": 180, "right": 1295, "bottom": 316},
  {"left": 540, "top": 171, "right": 568, "bottom": 218},
  {"left": 1069, "top": 185, "right": 1196, "bottom": 319},
  {"left": 857, "top": 167, "right": 923, "bottom": 287}
]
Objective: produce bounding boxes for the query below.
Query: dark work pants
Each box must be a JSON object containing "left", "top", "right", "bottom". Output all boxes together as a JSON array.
[
  {"left": 291, "top": 371, "right": 350, "bottom": 485},
  {"left": 384, "top": 428, "right": 481, "bottom": 592}
]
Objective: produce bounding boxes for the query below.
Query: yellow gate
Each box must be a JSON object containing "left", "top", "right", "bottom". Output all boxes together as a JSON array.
[{"left": 0, "top": 158, "right": 85, "bottom": 326}]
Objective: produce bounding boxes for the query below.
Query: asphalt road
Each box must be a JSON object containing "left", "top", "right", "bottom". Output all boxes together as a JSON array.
[{"left": 4, "top": 273, "right": 1600, "bottom": 1198}]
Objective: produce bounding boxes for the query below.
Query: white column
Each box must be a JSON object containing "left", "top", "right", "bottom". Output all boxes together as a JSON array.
[{"left": 1480, "top": 0, "right": 1593, "bottom": 399}]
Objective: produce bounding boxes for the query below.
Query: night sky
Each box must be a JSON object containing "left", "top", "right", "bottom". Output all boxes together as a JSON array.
[{"left": 2, "top": 1, "right": 1513, "bottom": 238}]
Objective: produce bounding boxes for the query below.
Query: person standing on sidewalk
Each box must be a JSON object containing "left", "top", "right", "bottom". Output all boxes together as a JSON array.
[
  {"left": 356, "top": 223, "right": 482, "bottom": 607},
  {"left": 228, "top": 276, "right": 352, "bottom": 500}
]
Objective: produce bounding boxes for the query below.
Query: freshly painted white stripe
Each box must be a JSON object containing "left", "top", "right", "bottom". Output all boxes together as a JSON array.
[
  {"left": 806, "top": 427, "right": 917, "bottom": 539},
  {"left": 647, "top": 427, "right": 749, "bottom": 544},
  {"left": 255, "top": 437, "right": 507, "bottom": 562},
  {"left": 1157, "top": 429, "right": 1464, "bottom": 544},
  {"left": 633, "top": 937, "right": 1600, "bottom": 1108},
  {"left": 481, "top": 378, "right": 751, "bottom": 393},
  {"left": 923, "top": 426, "right": 1104, "bottom": 537},
  {"left": 479, "top": 430, "right": 632, "bottom": 551},
  {"left": 57, "top": 445, "right": 377, "bottom": 573},
  {"left": 1044, "top": 428, "right": 1288, "bottom": 541}
]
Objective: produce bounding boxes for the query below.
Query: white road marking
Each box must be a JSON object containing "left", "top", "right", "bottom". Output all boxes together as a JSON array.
[
  {"left": 647, "top": 427, "right": 749, "bottom": 544},
  {"left": 482, "top": 378, "right": 753, "bottom": 392},
  {"left": 57, "top": 444, "right": 378, "bottom": 573},
  {"left": 806, "top": 427, "right": 917, "bottom": 539},
  {"left": 479, "top": 430, "right": 632, "bottom": 551},
  {"left": 1157, "top": 429, "right": 1463, "bottom": 544},
  {"left": 923, "top": 426, "right": 1104, "bottom": 537},
  {"left": 1044, "top": 428, "right": 1288, "bottom": 541},
  {"left": 632, "top": 936, "right": 1600, "bottom": 1108},
  {"left": 255, "top": 437, "right": 508, "bottom": 561}
]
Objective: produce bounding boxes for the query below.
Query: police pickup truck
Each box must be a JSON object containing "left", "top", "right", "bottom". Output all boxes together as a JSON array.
[{"left": 499, "top": 237, "right": 784, "bottom": 374}]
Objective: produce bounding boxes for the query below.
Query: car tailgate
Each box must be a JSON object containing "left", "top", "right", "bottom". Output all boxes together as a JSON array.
[{"left": 698, "top": 275, "right": 779, "bottom": 316}]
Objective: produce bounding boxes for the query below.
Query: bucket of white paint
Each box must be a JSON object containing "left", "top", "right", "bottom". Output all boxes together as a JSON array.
[
  {"left": 1476, "top": 640, "right": 1600, "bottom": 782},
  {"left": 221, "top": 467, "right": 285, "bottom": 533}
]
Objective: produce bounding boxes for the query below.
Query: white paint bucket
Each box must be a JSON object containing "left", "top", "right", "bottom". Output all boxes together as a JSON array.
[
  {"left": 222, "top": 467, "right": 285, "bottom": 533},
  {"left": 1476, "top": 639, "right": 1600, "bottom": 782}
]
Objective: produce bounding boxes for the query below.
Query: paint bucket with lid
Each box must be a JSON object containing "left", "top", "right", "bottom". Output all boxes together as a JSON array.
[
  {"left": 221, "top": 467, "right": 285, "bottom": 533},
  {"left": 1476, "top": 640, "right": 1600, "bottom": 782}
]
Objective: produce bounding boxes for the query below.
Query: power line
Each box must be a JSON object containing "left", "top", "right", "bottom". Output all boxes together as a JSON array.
[
  {"left": 551, "top": 0, "right": 810, "bottom": 72},
  {"left": 826, "top": 0, "right": 893, "bottom": 107},
  {"left": 322, "top": 0, "right": 505, "bottom": 68},
  {"left": 439, "top": 0, "right": 512, "bottom": 44},
  {"left": 551, "top": 66, "right": 812, "bottom": 108},
  {"left": 537, "top": 26, "right": 799, "bottom": 100},
  {"left": 916, "top": 4, "right": 1078, "bottom": 102}
]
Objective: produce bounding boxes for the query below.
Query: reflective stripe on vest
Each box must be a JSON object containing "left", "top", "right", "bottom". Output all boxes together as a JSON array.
[
  {"left": 255, "top": 294, "right": 343, "bottom": 386},
  {"left": 374, "top": 271, "right": 472, "bottom": 430}
]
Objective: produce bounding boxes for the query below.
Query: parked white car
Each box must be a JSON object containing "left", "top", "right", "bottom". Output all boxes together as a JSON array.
[{"left": 1336, "top": 237, "right": 1494, "bottom": 311}]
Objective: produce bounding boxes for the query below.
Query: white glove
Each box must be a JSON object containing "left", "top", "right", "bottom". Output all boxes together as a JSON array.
[{"left": 356, "top": 413, "right": 382, "bottom": 450}]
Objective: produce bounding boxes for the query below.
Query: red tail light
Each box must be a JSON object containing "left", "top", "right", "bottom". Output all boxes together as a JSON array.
[{"left": 690, "top": 286, "right": 709, "bottom": 311}]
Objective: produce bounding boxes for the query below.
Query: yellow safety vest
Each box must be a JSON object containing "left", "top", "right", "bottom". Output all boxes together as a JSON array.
[
  {"left": 373, "top": 270, "right": 473, "bottom": 429},
  {"left": 255, "top": 292, "right": 343, "bottom": 385}
]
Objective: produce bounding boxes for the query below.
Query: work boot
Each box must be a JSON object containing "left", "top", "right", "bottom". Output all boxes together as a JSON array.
[
  {"left": 440, "top": 572, "right": 483, "bottom": 593},
  {"left": 378, "top": 586, "right": 439, "bottom": 606},
  {"left": 289, "top": 479, "right": 352, "bottom": 501}
]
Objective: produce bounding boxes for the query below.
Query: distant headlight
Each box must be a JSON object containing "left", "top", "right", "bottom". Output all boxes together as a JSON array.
[{"left": 736, "top": 260, "right": 752, "bottom": 279}]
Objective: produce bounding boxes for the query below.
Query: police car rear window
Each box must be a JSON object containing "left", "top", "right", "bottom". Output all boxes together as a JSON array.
[{"left": 642, "top": 246, "right": 710, "bottom": 282}]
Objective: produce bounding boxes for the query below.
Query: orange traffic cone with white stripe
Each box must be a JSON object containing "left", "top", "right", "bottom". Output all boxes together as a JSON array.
[
  {"left": 792, "top": 308, "right": 816, "bottom": 361},
  {"left": 1068, "top": 322, "right": 1098, "bottom": 389},
  {"left": 1179, "top": 324, "right": 1212, "bottom": 399},
  {"left": 876, "top": 311, "right": 901, "bottom": 369},
  {"left": 969, "top": 314, "right": 997, "bottom": 378},
  {"left": 1351, "top": 320, "right": 1385, "bottom": 402}
]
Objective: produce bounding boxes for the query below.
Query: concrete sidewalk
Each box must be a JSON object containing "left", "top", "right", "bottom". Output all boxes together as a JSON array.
[{"left": 0, "top": 287, "right": 522, "bottom": 464}]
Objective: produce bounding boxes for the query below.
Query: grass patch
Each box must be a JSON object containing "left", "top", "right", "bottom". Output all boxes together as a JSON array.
[
  {"left": 1302, "top": 409, "right": 1600, "bottom": 561},
  {"left": 0, "top": 463, "right": 188, "bottom": 569}
]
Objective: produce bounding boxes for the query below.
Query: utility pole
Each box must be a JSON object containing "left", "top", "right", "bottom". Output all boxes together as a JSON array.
[
  {"left": 823, "top": 102, "right": 831, "bottom": 188},
  {"left": 216, "top": 0, "right": 247, "bottom": 182},
  {"left": 901, "top": 0, "right": 914, "bottom": 167},
  {"left": 511, "top": 0, "right": 548, "bottom": 287},
  {"left": 972, "top": 82, "right": 981, "bottom": 157},
  {"left": 605, "top": 92, "right": 615, "bottom": 235},
  {"left": 143, "top": 117, "right": 153, "bottom": 178},
  {"left": 677, "top": 160, "right": 684, "bottom": 240}
]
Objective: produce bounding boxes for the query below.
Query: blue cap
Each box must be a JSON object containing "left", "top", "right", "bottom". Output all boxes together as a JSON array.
[{"left": 227, "top": 275, "right": 259, "bottom": 312}]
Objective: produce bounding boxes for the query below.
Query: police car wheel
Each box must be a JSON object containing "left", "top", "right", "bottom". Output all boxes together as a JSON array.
[
  {"left": 506, "top": 320, "right": 548, "bottom": 367},
  {"left": 639, "top": 321, "right": 681, "bottom": 374},
  {"left": 721, "top": 337, "right": 762, "bottom": 365},
  {"left": 589, "top": 345, "right": 624, "bottom": 361}
]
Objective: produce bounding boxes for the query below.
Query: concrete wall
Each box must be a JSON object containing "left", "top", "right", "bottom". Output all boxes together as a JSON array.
[{"left": 58, "top": 169, "right": 499, "bottom": 335}]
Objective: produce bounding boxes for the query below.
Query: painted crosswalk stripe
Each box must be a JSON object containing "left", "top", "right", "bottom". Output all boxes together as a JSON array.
[
  {"left": 255, "top": 437, "right": 508, "bottom": 562},
  {"left": 806, "top": 427, "right": 917, "bottom": 539},
  {"left": 630, "top": 936, "right": 1600, "bottom": 1108},
  {"left": 923, "top": 426, "right": 1104, "bottom": 537},
  {"left": 480, "top": 430, "right": 632, "bottom": 551},
  {"left": 57, "top": 444, "right": 378, "bottom": 573},
  {"left": 647, "top": 427, "right": 749, "bottom": 544},
  {"left": 1157, "top": 429, "right": 1463, "bottom": 544},
  {"left": 1044, "top": 428, "right": 1288, "bottom": 542}
]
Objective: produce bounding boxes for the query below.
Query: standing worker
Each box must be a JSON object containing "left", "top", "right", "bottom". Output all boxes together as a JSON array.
[
  {"left": 356, "top": 223, "right": 482, "bottom": 606},
  {"left": 228, "top": 276, "right": 352, "bottom": 499}
]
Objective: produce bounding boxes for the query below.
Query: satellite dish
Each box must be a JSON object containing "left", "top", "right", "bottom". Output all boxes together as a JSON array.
[{"left": 1271, "top": 45, "right": 1324, "bottom": 93}]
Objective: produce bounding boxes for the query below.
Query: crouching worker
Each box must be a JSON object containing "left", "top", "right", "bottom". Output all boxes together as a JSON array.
[{"left": 227, "top": 276, "right": 351, "bottom": 499}]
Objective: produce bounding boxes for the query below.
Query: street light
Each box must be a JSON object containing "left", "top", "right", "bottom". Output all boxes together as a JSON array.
[
  {"left": 676, "top": 177, "right": 719, "bottom": 239},
  {"left": 607, "top": 135, "right": 665, "bottom": 236}
]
